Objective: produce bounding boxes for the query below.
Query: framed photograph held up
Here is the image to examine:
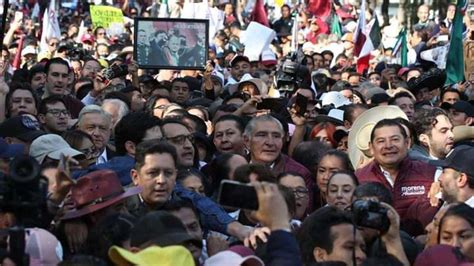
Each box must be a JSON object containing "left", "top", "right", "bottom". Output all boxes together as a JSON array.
[{"left": 133, "top": 17, "right": 209, "bottom": 70}]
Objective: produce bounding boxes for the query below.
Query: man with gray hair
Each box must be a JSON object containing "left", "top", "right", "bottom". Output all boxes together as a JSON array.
[
  {"left": 102, "top": 99, "right": 130, "bottom": 127},
  {"left": 243, "top": 114, "right": 314, "bottom": 210},
  {"left": 77, "top": 105, "right": 115, "bottom": 164}
]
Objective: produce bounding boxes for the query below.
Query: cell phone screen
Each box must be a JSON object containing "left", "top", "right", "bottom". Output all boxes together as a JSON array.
[
  {"left": 256, "top": 98, "right": 284, "bottom": 110},
  {"left": 295, "top": 93, "right": 308, "bottom": 116},
  {"left": 218, "top": 180, "right": 258, "bottom": 210}
]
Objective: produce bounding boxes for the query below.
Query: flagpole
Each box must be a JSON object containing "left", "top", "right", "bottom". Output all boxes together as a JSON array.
[
  {"left": 0, "top": 0, "right": 10, "bottom": 47},
  {"left": 290, "top": 12, "right": 298, "bottom": 54}
]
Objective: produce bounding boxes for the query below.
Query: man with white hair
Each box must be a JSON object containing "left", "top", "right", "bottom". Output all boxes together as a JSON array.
[
  {"left": 243, "top": 114, "right": 314, "bottom": 209},
  {"left": 102, "top": 98, "right": 130, "bottom": 127},
  {"left": 77, "top": 105, "right": 115, "bottom": 164}
]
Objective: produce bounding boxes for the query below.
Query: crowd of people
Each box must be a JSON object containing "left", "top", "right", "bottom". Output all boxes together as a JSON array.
[{"left": 0, "top": 0, "right": 473, "bottom": 265}]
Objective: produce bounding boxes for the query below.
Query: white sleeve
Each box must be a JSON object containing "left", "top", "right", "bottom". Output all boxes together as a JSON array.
[{"left": 81, "top": 92, "right": 96, "bottom": 105}]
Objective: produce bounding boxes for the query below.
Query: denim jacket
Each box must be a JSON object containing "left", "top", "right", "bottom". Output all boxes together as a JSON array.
[{"left": 126, "top": 183, "right": 234, "bottom": 235}]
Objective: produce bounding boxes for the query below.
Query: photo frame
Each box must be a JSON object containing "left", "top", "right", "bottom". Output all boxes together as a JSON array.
[{"left": 133, "top": 17, "right": 209, "bottom": 70}]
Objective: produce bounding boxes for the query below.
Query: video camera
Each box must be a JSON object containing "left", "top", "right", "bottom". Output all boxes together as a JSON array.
[
  {"left": 102, "top": 64, "right": 129, "bottom": 80},
  {"left": 275, "top": 57, "right": 299, "bottom": 92},
  {"left": 58, "top": 41, "right": 90, "bottom": 61},
  {"left": 275, "top": 52, "right": 311, "bottom": 93},
  {"left": 352, "top": 199, "right": 390, "bottom": 234},
  {"left": 0, "top": 156, "right": 48, "bottom": 266},
  {"left": 0, "top": 156, "right": 47, "bottom": 220}
]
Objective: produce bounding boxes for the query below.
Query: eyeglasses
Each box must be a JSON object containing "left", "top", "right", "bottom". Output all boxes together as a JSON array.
[
  {"left": 154, "top": 105, "right": 167, "bottom": 110},
  {"left": 292, "top": 188, "right": 309, "bottom": 199},
  {"left": 80, "top": 146, "right": 100, "bottom": 159},
  {"left": 164, "top": 134, "right": 194, "bottom": 145},
  {"left": 46, "top": 109, "right": 70, "bottom": 117}
]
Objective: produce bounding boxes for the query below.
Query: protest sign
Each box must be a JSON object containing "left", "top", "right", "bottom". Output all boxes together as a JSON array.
[
  {"left": 243, "top": 22, "right": 276, "bottom": 61},
  {"left": 134, "top": 18, "right": 209, "bottom": 70},
  {"left": 90, "top": 5, "right": 124, "bottom": 30}
]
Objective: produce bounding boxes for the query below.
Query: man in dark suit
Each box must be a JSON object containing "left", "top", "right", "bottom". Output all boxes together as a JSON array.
[
  {"left": 149, "top": 30, "right": 169, "bottom": 66},
  {"left": 77, "top": 105, "right": 116, "bottom": 164},
  {"left": 136, "top": 29, "right": 151, "bottom": 65},
  {"left": 179, "top": 31, "right": 205, "bottom": 67}
]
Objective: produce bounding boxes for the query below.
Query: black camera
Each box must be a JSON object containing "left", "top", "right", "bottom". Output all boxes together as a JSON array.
[
  {"left": 352, "top": 199, "right": 390, "bottom": 234},
  {"left": 275, "top": 52, "right": 311, "bottom": 93},
  {"left": 276, "top": 59, "right": 299, "bottom": 92},
  {"left": 0, "top": 156, "right": 47, "bottom": 226},
  {"left": 102, "top": 64, "right": 129, "bottom": 80},
  {"left": 58, "top": 41, "right": 89, "bottom": 60},
  {"left": 0, "top": 156, "right": 47, "bottom": 265}
]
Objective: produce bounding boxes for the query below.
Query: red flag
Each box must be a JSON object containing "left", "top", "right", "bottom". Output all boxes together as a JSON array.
[
  {"left": 356, "top": 54, "right": 370, "bottom": 74},
  {"left": 307, "top": 0, "right": 331, "bottom": 19},
  {"left": 353, "top": 0, "right": 368, "bottom": 74},
  {"left": 251, "top": 0, "right": 269, "bottom": 27},
  {"left": 12, "top": 36, "right": 25, "bottom": 70}
]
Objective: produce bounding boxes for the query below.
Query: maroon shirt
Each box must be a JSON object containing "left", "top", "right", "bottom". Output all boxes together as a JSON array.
[{"left": 355, "top": 157, "right": 438, "bottom": 235}]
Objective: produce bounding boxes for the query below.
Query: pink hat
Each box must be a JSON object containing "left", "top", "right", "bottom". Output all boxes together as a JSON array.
[
  {"left": 228, "top": 245, "right": 255, "bottom": 257},
  {"left": 260, "top": 49, "right": 277, "bottom": 67},
  {"left": 81, "top": 33, "right": 95, "bottom": 44},
  {"left": 25, "top": 228, "right": 63, "bottom": 265},
  {"left": 204, "top": 248, "right": 264, "bottom": 266},
  {"left": 398, "top": 67, "right": 410, "bottom": 76}
]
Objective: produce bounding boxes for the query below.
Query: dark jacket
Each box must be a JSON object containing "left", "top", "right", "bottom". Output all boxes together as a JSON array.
[
  {"left": 355, "top": 157, "right": 438, "bottom": 236},
  {"left": 272, "top": 17, "right": 293, "bottom": 37},
  {"left": 409, "top": 144, "right": 431, "bottom": 163},
  {"left": 126, "top": 183, "right": 234, "bottom": 234},
  {"left": 265, "top": 230, "right": 302, "bottom": 266}
]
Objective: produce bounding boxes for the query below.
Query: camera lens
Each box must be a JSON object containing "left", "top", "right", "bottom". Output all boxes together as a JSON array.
[{"left": 8, "top": 156, "right": 40, "bottom": 184}]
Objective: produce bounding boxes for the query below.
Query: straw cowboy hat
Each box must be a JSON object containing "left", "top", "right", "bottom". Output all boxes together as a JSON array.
[
  {"left": 348, "top": 105, "right": 408, "bottom": 169},
  {"left": 386, "top": 87, "right": 416, "bottom": 100}
]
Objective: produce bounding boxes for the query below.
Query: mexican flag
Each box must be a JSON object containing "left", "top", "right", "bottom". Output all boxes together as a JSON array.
[
  {"left": 393, "top": 28, "right": 408, "bottom": 67},
  {"left": 39, "top": 0, "right": 61, "bottom": 54},
  {"left": 331, "top": 13, "right": 342, "bottom": 38},
  {"left": 445, "top": 0, "right": 467, "bottom": 85},
  {"left": 353, "top": 0, "right": 381, "bottom": 74}
]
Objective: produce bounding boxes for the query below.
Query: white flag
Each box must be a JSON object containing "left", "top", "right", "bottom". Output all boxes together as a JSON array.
[
  {"left": 31, "top": 2, "right": 40, "bottom": 19},
  {"left": 75, "top": 20, "right": 87, "bottom": 43},
  {"left": 158, "top": 0, "right": 169, "bottom": 18},
  {"left": 40, "top": 0, "right": 61, "bottom": 53}
]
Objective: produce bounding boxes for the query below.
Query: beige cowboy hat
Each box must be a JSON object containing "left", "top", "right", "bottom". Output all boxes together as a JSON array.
[
  {"left": 348, "top": 105, "right": 408, "bottom": 169},
  {"left": 386, "top": 87, "right": 416, "bottom": 100}
]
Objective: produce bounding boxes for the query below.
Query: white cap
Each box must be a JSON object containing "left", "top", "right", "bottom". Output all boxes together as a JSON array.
[
  {"left": 211, "top": 70, "right": 225, "bottom": 87},
  {"left": 260, "top": 48, "right": 277, "bottom": 66},
  {"left": 328, "top": 108, "right": 344, "bottom": 121},
  {"left": 22, "top": 46, "right": 37, "bottom": 56},
  {"left": 321, "top": 91, "right": 352, "bottom": 108},
  {"left": 29, "top": 134, "right": 84, "bottom": 164},
  {"left": 204, "top": 251, "right": 264, "bottom": 266}
]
